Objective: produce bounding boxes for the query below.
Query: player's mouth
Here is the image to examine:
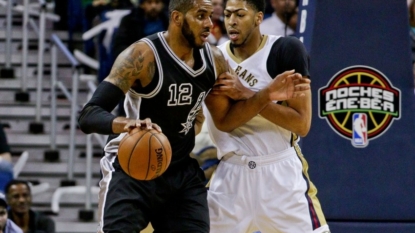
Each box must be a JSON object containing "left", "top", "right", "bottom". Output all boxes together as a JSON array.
[
  {"left": 228, "top": 29, "right": 239, "bottom": 41},
  {"left": 201, "top": 32, "right": 210, "bottom": 42}
]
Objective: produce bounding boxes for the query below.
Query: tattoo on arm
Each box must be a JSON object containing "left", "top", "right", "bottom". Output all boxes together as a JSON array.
[
  {"left": 216, "top": 55, "right": 227, "bottom": 75},
  {"left": 147, "top": 61, "right": 155, "bottom": 79},
  {"left": 110, "top": 47, "right": 145, "bottom": 91},
  {"left": 212, "top": 47, "right": 228, "bottom": 75}
]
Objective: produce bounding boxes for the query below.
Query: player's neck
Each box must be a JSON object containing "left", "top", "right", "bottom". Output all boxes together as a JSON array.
[
  {"left": 163, "top": 31, "right": 194, "bottom": 63},
  {"left": 232, "top": 33, "right": 263, "bottom": 61}
]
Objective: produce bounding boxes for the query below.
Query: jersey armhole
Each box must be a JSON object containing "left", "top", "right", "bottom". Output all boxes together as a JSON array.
[
  {"left": 266, "top": 39, "right": 281, "bottom": 79},
  {"left": 205, "top": 44, "right": 218, "bottom": 81},
  {"left": 129, "top": 38, "right": 163, "bottom": 98}
]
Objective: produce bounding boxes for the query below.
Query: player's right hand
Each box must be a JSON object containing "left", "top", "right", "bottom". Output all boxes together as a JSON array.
[{"left": 123, "top": 118, "right": 162, "bottom": 133}]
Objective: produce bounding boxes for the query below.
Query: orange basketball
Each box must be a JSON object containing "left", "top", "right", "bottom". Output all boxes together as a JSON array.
[{"left": 118, "top": 128, "right": 172, "bottom": 181}]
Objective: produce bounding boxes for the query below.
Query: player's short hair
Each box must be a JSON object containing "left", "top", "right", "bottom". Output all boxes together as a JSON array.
[
  {"left": 169, "top": 0, "right": 200, "bottom": 15},
  {"left": 244, "top": 0, "right": 265, "bottom": 13}
]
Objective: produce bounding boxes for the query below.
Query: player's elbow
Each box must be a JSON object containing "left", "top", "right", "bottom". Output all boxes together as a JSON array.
[
  {"left": 215, "top": 122, "right": 237, "bottom": 133},
  {"left": 217, "top": 127, "right": 234, "bottom": 133},
  {"left": 297, "top": 129, "right": 309, "bottom": 138},
  {"left": 77, "top": 108, "right": 93, "bottom": 134},
  {"left": 295, "top": 122, "right": 311, "bottom": 137}
]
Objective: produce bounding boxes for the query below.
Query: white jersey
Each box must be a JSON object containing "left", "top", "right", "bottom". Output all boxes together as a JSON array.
[{"left": 204, "top": 35, "right": 295, "bottom": 159}]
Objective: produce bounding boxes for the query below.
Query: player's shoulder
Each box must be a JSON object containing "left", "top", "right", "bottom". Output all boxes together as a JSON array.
[
  {"left": 207, "top": 43, "right": 225, "bottom": 61},
  {"left": 118, "top": 40, "right": 155, "bottom": 62},
  {"left": 110, "top": 40, "right": 156, "bottom": 83},
  {"left": 272, "top": 36, "right": 305, "bottom": 50},
  {"left": 207, "top": 43, "right": 228, "bottom": 75}
]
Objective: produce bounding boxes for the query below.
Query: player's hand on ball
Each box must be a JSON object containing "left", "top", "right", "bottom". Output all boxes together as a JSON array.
[{"left": 123, "top": 118, "right": 162, "bottom": 132}]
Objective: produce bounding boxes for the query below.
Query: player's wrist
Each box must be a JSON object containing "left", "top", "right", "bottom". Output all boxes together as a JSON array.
[
  {"left": 242, "top": 89, "right": 256, "bottom": 100},
  {"left": 258, "top": 86, "right": 273, "bottom": 102},
  {"left": 112, "top": 117, "right": 132, "bottom": 133}
]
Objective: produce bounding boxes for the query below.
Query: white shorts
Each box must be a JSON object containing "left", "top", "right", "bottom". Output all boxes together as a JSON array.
[{"left": 207, "top": 146, "right": 330, "bottom": 233}]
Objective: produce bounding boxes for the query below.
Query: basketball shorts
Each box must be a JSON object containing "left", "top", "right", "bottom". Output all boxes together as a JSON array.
[
  {"left": 208, "top": 146, "right": 330, "bottom": 233},
  {"left": 97, "top": 152, "right": 209, "bottom": 233}
]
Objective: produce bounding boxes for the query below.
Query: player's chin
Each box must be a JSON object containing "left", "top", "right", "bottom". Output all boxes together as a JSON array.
[
  {"left": 230, "top": 40, "right": 242, "bottom": 48},
  {"left": 194, "top": 41, "right": 206, "bottom": 49}
]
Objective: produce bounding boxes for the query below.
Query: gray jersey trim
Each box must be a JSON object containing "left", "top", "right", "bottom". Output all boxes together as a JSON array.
[
  {"left": 157, "top": 32, "right": 207, "bottom": 77},
  {"left": 127, "top": 38, "right": 163, "bottom": 98},
  {"left": 204, "top": 44, "right": 217, "bottom": 80}
]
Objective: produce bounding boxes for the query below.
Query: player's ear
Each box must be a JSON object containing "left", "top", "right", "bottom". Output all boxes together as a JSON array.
[
  {"left": 171, "top": 10, "right": 184, "bottom": 27},
  {"left": 255, "top": 12, "right": 264, "bottom": 26}
]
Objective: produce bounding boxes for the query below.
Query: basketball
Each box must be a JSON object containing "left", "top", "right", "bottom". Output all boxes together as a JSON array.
[{"left": 118, "top": 128, "right": 172, "bottom": 181}]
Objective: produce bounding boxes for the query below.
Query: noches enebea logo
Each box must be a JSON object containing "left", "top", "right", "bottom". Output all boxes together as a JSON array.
[{"left": 319, "top": 66, "right": 401, "bottom": 148}]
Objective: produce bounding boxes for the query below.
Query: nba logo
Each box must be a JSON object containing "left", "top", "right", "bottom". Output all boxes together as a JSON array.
[{"left": 352, "top": 113, "right": 368, "bottom": 147}]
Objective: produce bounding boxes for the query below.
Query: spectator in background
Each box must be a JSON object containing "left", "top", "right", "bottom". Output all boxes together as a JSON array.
[
  {"left": 84, "top": 0, "right": 135, "bottom": 82},
  {"left": 5, "top": 180, "right": 55, "bottom": 233},
  {"left": 0, "top": 126, "right": 13, "bottom": 193},
  {"left": 0, "top": 193, "right": 23, "bottom": 233},
  {"left": 260, "top": 0, "right": 298, "bottom": 36},
  {"left": 111, "top": 0, "right": 169, "bottom": 58},
  {"left": 111, "top": 0, "right": 168, "bottom": 116},
  {"left": 207, "top": 0, "right": 228, "bottom": 46}
]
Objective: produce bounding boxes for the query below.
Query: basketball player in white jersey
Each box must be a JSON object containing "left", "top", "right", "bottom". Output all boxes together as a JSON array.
[{"left": 204, "top": 0, "right": 331, "bottom": 232}]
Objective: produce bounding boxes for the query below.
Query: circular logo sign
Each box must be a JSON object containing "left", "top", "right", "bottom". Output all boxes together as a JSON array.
[{"left": 318, "top": 66, "right": 401, "bottom": 147}]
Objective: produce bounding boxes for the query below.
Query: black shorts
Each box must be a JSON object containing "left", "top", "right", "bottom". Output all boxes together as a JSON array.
[{"left": 99, "top": 154, "right": 209, "bottom": 233}]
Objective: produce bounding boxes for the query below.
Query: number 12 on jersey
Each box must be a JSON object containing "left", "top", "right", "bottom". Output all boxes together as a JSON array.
[{"left": 168, "top": 83, "right": 193, "bottom": 106}]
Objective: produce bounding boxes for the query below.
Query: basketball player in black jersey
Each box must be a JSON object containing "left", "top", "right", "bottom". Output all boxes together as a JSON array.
[{"left": 78, "top": 0, "right": 310, "bottom": 232}]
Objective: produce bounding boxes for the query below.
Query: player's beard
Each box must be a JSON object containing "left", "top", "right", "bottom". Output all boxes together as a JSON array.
[{"left": 182, "top": 19, "right": 203, "bottom": 49}]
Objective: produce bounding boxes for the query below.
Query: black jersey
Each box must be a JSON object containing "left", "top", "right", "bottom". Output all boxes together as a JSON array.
[{"left": 105, "top": 32, "right": 217, "bottom": 165}]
